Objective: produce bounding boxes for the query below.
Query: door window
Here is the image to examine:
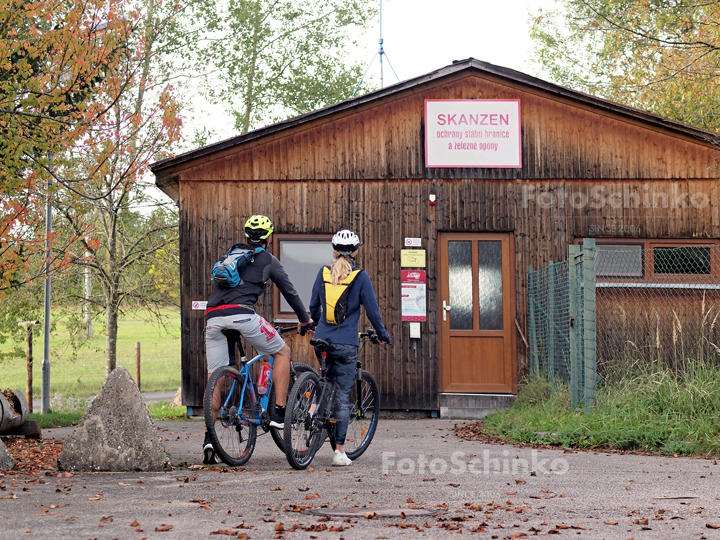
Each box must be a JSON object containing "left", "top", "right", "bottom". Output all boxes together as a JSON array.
[
  {"left": 448, "top": 240, "right": 473, "bottom": 330},
  {"left": 478, "top": 241, "right": 503, "bottom": 330}
]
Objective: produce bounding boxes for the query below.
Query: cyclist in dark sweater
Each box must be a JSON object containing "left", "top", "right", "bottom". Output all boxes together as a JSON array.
[
  {"left": 308, "top": 229, "right": 391, "bottom": 466},
  {"left": 204, "top": 215, "right": 313, "bottom": 464}
]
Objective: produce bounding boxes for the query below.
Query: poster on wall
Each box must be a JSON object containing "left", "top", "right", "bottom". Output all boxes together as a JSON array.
[
  {"left": 425, "top": 99, "right": 522, "bottom": 168},
  {"left": 401, "top": 270, "right": 426, "bottom": 322}
]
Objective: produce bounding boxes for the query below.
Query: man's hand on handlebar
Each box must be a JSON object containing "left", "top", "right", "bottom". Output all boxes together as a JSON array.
[
  {"left": 379, "top": 336, "right": 392, "bottom": 345},
  {"left": 298, "top": 318, "right": 314, "bottom": 335}
]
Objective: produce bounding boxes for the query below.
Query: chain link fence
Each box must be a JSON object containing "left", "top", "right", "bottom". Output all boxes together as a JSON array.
[
  {"left": 595, "top": 244, "right": 720, "bottom": 384},
  {"left": 528, "top": 241, "right": 720, "bottom": 409}
]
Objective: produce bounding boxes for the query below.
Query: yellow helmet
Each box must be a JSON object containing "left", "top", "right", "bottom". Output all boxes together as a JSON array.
[{"left": 244, "top": 215, "right": 274, "bottom": 241}]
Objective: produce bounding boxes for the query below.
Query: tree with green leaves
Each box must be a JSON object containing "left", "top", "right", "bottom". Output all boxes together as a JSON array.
[
  {"left": 530, "top": 0, "right": 720, "bottom": 132},
  {"left": 199, "top": 0, "right": 377, "bottom": 134}
]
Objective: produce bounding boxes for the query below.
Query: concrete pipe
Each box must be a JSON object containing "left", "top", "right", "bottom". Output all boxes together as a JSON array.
[
  {"left": 0, "top": 394, "right": 13, "bottom": 432},
  {"left": 12, "top": 390, "right": 29, "bottom": 425}
]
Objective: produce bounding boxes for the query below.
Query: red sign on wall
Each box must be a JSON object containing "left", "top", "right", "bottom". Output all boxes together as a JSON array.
[{"left": 401, "top": 270, "right": 426, "bottom": 322}]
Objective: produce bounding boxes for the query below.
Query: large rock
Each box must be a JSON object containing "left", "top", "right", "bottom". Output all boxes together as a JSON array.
[
  {"left": 57, "top": 367, "right": 170, "bottom": 472},
  {"left": 0, "top": 438, "right": 14, "bottom": 471},
  {"left": 170, "top": 386, "right": 182, "bottom": 408}
]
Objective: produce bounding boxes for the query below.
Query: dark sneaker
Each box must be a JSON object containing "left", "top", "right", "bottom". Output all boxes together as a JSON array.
[
  {"left": 270, "top": 405, "right": 285, "bottom": 429},
  {"left": 203, "top": 436, "right": 218, "bottom": 465},
  {"left": 269, "top": 410, "right": 284, "bottom": 429}
]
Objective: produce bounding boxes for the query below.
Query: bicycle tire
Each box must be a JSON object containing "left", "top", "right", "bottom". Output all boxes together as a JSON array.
[
  {"left": 329, "top": 370, "right": 380, "bottom": 461},
  {"left": 283, "top": 371, "right": 325, "bottom": 470},
  {"left": 204, "top": 366, "right": 257, "bottom": 466},
  {"left": 269, "top": 362, "right": 317, "bottom": 452}
]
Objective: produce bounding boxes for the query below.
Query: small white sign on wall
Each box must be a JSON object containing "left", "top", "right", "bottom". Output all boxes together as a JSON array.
[
  {"left": 191, "top": 301, "right": 208, "bottom": 310},
  {"left": 404, "top": 237, "right": 422, "bottom": 247},
  {"left": 425, "top": 99, "right": 522, "bottom": 168}
]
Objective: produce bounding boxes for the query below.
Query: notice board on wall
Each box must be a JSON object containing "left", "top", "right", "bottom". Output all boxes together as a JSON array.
[{"left": 401, "top": 270, "right": 426, "bottom": 322}]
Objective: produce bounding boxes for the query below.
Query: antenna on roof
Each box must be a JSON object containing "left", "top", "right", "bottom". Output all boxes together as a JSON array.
[{"left": 352, "top": 0, "right": 400, "bottom": 97}]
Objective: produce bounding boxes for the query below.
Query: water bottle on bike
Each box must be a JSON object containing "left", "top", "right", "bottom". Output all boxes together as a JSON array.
[{"left": 257, "top": 361, "right": 271, "bottom": 394}]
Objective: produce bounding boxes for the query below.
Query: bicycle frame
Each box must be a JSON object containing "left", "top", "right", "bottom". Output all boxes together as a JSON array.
[{"left": 222, "top": 352, "right": 276, "bottom": 427}]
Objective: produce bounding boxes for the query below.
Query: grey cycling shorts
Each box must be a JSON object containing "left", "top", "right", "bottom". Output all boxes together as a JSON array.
[{"left": 205, "top": 314, "right": 286, "bottom": 374}]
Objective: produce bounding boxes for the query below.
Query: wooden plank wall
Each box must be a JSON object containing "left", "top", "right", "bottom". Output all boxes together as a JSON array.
[
  {"left": 179, "top": 178, "right": 720, "bottom": 409},
  {"left": 172, "top": 72, "right": 720, "bottom": 409},
  {"left": 172, "top": 74, "right": 719, "bottom": 185}
]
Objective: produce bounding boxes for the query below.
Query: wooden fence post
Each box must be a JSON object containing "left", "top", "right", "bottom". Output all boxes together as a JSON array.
[
  {"left": 583, "top": 239, "right": 597, "bottom": 411},
  {"left": 18, "top": 321, "right": 38, "bottom": 414},
  {"left": 568, "top": 245, "right": 580, "bottom": 408},
  {"left": 135, "top": 342, "right": 141, "bottom": 391}
]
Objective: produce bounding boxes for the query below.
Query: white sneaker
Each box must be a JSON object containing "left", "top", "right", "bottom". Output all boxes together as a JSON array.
[{"left": 331, "top": 450, "right": 352, "bottom": 467}]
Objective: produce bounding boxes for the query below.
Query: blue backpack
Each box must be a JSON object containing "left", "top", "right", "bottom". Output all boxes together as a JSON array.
[{"left": 211, "top": 244, "right": 264, "bottom": 288}]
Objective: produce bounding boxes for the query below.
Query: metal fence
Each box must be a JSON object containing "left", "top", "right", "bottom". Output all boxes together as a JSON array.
[{"left": 528, "top": 240, "right": 720, "bottom": 409}]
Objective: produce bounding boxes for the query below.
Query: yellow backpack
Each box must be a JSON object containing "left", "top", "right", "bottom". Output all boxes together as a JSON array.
[{"left": 322, "top": 266, "right": 362, "bottom": 325}]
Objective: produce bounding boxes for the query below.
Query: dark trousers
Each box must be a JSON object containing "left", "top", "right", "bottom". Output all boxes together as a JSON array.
[{"left": 316, "top": 343, "right": 358, "bottom": 446}]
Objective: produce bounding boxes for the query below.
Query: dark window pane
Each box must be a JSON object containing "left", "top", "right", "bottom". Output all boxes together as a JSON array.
[
  {"left": 279, "top": 241, "right": 334, "bottom": 313},
  {"left": 478, "top": 241, "right": 503, "bottom": 330},
  {"left": 654, "top": 247, "right": 711, "bottom": 275},
  {"left": 448, "top": 241, "right": 473, "bottom": 330}
]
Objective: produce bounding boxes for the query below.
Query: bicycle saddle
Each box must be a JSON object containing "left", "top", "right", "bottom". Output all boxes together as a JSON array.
[{"left": 309, "top": 338, "right": 330, "bottom": 350}]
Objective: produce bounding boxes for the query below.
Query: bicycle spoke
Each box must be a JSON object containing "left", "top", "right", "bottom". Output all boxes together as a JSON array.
[
  {"left": 284, "top": 372, "right": 324, "bottom": 469},
  {"left": 336, "top": 370, "right": 380, "bottom": 461},
  {"left": 205, "top": 367, "right": 257, "bottom": 467}
]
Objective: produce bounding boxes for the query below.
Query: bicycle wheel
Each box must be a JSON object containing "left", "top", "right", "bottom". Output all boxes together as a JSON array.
[
  {"left": 204, "top": 366, "right": 258, "bottom": 466},
  {"left": 269, "top": 362, "right": 317, "bottom": 452},
  {"left": 284, "top": 371, "right": 325, "bottom": 470},
  {"left": 330, "top": 370, "right": 380, "bottom": 461}
]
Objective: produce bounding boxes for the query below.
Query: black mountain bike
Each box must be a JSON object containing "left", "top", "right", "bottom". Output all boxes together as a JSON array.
[
  {"left": 283, "top": 329, "right": 383, "bottom": 470},
  {"left": 204, "top": 326, "right": 316, "bottom": 466}
]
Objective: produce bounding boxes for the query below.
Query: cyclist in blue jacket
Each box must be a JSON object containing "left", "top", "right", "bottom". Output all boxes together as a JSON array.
[{"left": 308, "top": 230, "right": 391, "bottom": 466}]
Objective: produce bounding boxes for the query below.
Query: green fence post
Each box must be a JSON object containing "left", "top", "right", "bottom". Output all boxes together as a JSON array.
[
  {"left": 528, "top": 265, "right": 539, "bottom": 375},
  {"left": 583, "top": 238, "right": 597, "bottom": 411},
  {"left": 547, "top": 261, "right": 555, "bottom": 382},
  {"left": 568, "top": 245, "right": 580, "bottom": 408}
]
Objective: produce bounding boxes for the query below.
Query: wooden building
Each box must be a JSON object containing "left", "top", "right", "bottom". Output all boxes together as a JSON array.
[{"left": 151, "top": 58, "right": 720, "bottom": 417}]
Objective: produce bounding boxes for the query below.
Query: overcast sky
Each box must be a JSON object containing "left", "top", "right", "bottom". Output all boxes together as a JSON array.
[{"left": 361, "top": 0, "right": 544, "bottom": 84}]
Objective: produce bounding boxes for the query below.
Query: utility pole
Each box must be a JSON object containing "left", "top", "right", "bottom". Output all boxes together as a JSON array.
[
  {"left": 351, "top": 0, "right": 400, "bottom": 97},
  {"left": 379, "top": 0, "right": 384, "bottom": 89}
]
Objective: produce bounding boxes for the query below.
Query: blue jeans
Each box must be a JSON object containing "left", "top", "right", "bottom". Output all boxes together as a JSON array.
[{"left": 316, "top": 343, "right": 358, "bottom": 446}]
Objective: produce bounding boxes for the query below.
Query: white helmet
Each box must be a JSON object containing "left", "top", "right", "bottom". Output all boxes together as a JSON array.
[{"left": 332, "top": 229, "right": 361, "bottom": 255}]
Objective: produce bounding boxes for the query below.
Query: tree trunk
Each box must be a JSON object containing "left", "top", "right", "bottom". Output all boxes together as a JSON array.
[{"left": 105, "top": 298, "right": 119, "bottom": 378}]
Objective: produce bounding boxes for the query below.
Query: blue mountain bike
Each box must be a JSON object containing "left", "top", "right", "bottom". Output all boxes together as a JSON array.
[{"left": 204, "top": 326, "right": 315, "bottom": 466}]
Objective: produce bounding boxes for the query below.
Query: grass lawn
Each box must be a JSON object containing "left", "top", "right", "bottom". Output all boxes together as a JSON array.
[
  {"left": 0, "top": 308, "right": 181, "bottom": 398},
  {"left": 478, "top": 363, "right": 720, "bottom": 457}
]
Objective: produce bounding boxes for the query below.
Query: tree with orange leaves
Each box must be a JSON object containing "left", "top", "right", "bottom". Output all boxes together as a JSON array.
[{"left": 0, "top": 0, "right": 130, "bottom": 293}]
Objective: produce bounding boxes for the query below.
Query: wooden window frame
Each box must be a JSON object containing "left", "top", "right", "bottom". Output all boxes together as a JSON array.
[
  {"left": 272, "top": 233, "right": 333, "bottom": 322},
  {"left": 574, "top": 238, "right": 720, "bottom": 286}
]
